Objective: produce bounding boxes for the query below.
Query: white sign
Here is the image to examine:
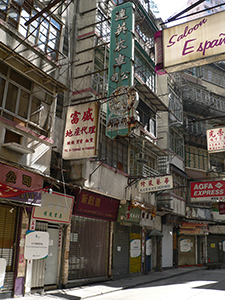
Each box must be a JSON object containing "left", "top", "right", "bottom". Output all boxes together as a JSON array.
[
  {"left": 207, "top": 127, "right": 225, "bottom": 153},
  {"left": 146, "top": 239, "right": 152, "bottom": 256},
  {"left": 24, "top": 231, "right": 49, "bottom": 260},
  {"left": 63, "top": 102, "right": 99, "bottom": 159},
  {"left": 180, "top": 239, "right": 191, "bottom": 252},
  {"left": 159, "top": 10, "right": 225, "bottom": 73},
  {"left": 130, "top": 239, "right": 141, "bottom": 258},
  {"left": 32, "top": 191, "right": 74, "bottom": 224},
  {"left": 138, "top": 175, "right": 173, "bottom": 193},
  {"left": 0, "top": 258, "right": 6, "bottom": 289}
]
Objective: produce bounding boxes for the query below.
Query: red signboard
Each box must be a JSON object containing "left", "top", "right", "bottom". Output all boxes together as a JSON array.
[
  {"left": 219, "top": 202, "right": 225, "bottom": 215},
  {"left": 191, "top": 180, "right": 225, "bottom": 202},
  {"left": 0, "top": 163, "right": 43, "bottom": 191},
  {"left": 74, "top": 190, "right": 119, "bottom": 221}
]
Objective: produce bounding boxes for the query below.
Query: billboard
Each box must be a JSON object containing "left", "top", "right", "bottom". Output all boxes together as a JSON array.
[
  {"left": 191, "top": 180, "right": 225, "bottom": 202},
  {"left": 207, "top": 127, "right": 225, "bottom": 153},
  {"left": 155, "top": 10, "right": 225, "bottom": 74},
  {"left": 63, "top": 102, "right": 99, "bottom": 159}
]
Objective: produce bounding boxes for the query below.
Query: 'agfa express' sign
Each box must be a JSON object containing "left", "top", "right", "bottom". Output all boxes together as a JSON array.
[{"left": 191, "top": 180, "right": 225, "bottom": 202}]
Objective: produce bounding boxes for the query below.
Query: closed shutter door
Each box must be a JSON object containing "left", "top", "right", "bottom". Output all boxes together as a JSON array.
[
  {"left": 69, "top": 216, "right": 109, "bottom": 280},
  {"left": 0, "top": 204, "right": 19, "bottom": 272},
  {"left": 31, "top": 221, "right": 48, "bottom": 288},
  {"left": 113, "top": 223, "right": 129, "bottom": 276}
]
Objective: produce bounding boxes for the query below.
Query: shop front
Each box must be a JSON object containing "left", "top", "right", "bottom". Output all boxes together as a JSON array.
[
  {"left": 0, "top": 163, "right": 43, "bottom": 298},
  {"left": 208, "top": 225, "right": 225, "bottom": 264},
  {"left": 178, "top": 222, "right": 209, "bottom": 266},
  {"left": 24, "top": 191, "right": 74, "bottom": 294},
  {"left": 67, "top": 189, "right": 119, "bottom": 286},
  {"left": 114, "top": 202, "right": 141, "bottom": 278}
]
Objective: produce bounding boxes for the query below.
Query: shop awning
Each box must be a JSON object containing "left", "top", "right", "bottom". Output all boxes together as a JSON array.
[
  {"left": 148, "top": 228, "right": 163, "bottom": 238},
  {"left": 135, "top": 83, "right": 169, "bottom": 112}
]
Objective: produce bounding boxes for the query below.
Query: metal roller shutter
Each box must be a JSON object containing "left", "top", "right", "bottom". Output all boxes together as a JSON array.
[
  {"left": 113, "top": 223, "right": 129, "bottom": 277},
  {"left": 69, "top": 216, "right": 109, "bottom": 280},
  {"left": 0, "top": 204, "right": 19, "bottom": 272}
]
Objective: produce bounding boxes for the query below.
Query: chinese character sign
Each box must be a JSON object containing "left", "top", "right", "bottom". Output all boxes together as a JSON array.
[
  {"left": 138, "top": 175, "right": 173, "bottom": 193},
  {"left": 106, "top": 2, "right": 136, "bottom": 139},
  {"left": 32, "top": 191, "right": 74, "bottom": 224},
  {"left": 63, "top": 102, "right": 99, "bottom": 159},
  {"left": 207, "top": 127, "right": 225, "bottom": 153}
]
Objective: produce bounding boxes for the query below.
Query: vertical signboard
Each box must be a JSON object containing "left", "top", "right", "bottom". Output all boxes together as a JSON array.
[
  {"left": 106, "top": 2, "right": 138, "bottom": 138},
  {"left": 207, "top": 127, "right": 225, "bottom": 153},
  {"left": 63, "top": 102, "right": 99, "bottom": 159}
]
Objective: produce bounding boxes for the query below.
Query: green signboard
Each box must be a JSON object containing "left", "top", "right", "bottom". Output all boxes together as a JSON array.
[{"left": 106, "top": 2, "right": 138, "bottom": 139}]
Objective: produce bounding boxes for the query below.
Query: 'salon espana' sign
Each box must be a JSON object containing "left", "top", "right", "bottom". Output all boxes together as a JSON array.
[{"left": 155, "top": 10, "right": 225, "bottom": 74}]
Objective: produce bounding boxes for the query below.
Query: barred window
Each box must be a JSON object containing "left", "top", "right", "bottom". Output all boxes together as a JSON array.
[{"left": 0, "top": 0, "right": 62, "bottom": 61}]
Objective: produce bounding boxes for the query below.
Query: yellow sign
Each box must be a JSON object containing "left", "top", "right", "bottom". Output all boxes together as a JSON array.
[{"left": 211, "top": 243, "right": 216, "bottom": 248}]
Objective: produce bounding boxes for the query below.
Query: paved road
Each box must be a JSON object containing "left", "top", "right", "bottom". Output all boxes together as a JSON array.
[{"left": 80, "top": 268, "right": 225, "bottom": 300}]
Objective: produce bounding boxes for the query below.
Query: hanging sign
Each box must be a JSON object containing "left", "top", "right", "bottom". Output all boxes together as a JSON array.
[
  {"left": 32, "top": 191, "right": 74, "bottom": 224},
  {"left": 63, "top": 102, "right": 99, "bottom": 159},
  {"left": 138, "top": 175, "right": 173, "bottom": 193},
  {"left": 106, "top": 2, "right": 138, "bottom": 138},
  {"left": 191, "top": 180, "right": 225, "bottom": 202},
  {"left": 207, "top": 127, "right": 225, "bottom": 153},
  {"left": 155, "top": 10, "right": 225, "bottom": 74}
]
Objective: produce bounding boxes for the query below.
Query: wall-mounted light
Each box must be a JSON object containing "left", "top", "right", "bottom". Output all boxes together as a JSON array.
[{"left": 47, "top": 188, "right": 53, "bottom": 194}]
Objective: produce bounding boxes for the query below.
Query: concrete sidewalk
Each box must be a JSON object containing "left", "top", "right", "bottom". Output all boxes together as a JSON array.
[{"left": 14, "top": 266, "right": 205, "bottom": 300}]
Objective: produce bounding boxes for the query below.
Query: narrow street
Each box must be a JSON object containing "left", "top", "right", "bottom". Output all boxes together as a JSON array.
[
  {"left": 78, "top": 268, "right": 225, "bottom": 300},
  {"left": 12, "top": 267, "right": 225, "bottom": 300}
]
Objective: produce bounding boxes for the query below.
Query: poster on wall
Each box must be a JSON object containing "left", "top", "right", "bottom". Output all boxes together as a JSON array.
[
  {"left": 130, "top": 239, "right": 141, "bottom": 258},
  {"left": 180, "top": 239, "right": 191, "bottom": 252}
]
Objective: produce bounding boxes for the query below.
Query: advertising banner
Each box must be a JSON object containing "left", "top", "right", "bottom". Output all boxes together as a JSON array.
[
  {"left": 63, "top": 102, "right": 99, "bottom": 159},
  {"left": 191, "top": 180, "right": 225, "bottom": 202},
  {"left": 155, "top": 10, "right": 225, "bottom": 73}
]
